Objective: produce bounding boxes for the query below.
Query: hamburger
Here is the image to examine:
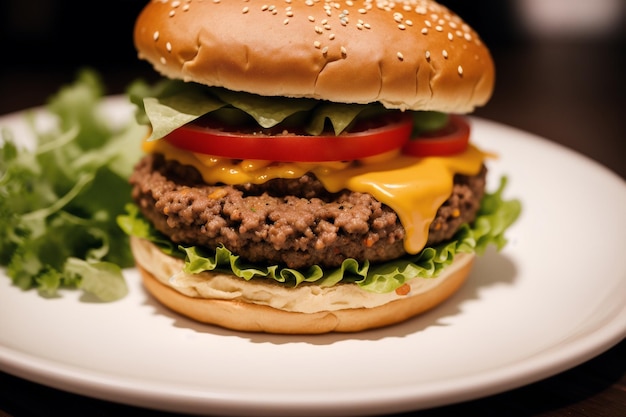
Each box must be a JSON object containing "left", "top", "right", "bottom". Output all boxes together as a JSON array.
[{"left": 121, "top": 0, "right": 520, "bottom": 334}]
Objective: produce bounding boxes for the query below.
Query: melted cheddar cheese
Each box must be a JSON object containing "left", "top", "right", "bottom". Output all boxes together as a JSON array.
[{"left": 142, "top": 139, "right": 488, "bottom": 254}]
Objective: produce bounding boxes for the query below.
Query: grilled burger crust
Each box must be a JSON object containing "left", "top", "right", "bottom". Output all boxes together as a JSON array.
[{"left": 130, "top": 153, "right": 487, "bottom": 269}]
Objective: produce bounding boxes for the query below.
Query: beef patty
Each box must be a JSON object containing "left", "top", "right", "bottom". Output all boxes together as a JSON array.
[{"left": 130, "top": 153, "right": 487, "bottom": 269}]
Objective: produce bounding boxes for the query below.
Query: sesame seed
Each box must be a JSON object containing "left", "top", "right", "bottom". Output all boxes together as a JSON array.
[
  {"left": 448, "top": 32, "right": 454, "bottom": 41},
  {"left": 458, "top": 65, "right": 464, "bottom": 76},
  {"left": 166, "top": 42, "right": 172, "bottom": 52},
  {"left": 242, "top": 6, "right": 249, "bottom": 13},
  {"left": 442, "top": 49, "right": 448, "bottom": 59},
  {"left": 329, "top": 33, "right": 335, "bottom": 40},
  {"left": 153, "top": 31, "right": 159, "bottom": 41},
  {"left": 421, "top": 28, "right": 428, "bottom": 35},
  {"left": 284, "top": 18, "right": 289, "bottom": 24},
  {"left": 435, "top": 25, "right": 443, "bottom": 32},
  {"left": 169, "top": 10, "right": 175, "bottom": 17},
  {"left": 322, "top": 46, "right": 329, "bottom": 56},
  {"left": 397, "top": 52, "right": 404, "bottom": 61},
  {"left": 172, "top": 1, "right": 180, "bottom": 7},
  {"left": 425, "top": 50, "right": 431, "bottom": 60},
  {"left": 308, "top": 15, "right": 315, "bottom": 22},
  {"left": 183, "top": 4, "right": 189, "bottom": 11},
  {"left": 160, "top": 57, "right": 166, "bottom": 65},
  {"left": 341, "top": 46, "right": 347, "bottom": 58},
  {"left": 398, "top": 24, "right": 406, "bottom": 30},
  {"left": 314, "top": 41, "right": 321, "bottom": 48}
]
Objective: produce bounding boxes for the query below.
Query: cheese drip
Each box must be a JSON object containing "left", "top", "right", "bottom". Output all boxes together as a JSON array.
[{"left": 142, "top": 140, "right": 487, "bottom": 254}]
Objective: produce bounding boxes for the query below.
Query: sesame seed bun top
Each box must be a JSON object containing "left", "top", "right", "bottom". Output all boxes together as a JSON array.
[{"left": 133, "top": 0, "right": 495, "bottom": 113}]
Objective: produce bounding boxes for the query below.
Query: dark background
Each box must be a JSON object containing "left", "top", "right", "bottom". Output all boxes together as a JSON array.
[{"left": 0, "top": 1, "right": 624, "bottom": 416}]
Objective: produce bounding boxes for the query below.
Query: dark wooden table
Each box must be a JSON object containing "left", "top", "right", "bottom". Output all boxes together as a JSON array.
[{"left": 1, "top": 30, "right": 624, "bottom": 417}]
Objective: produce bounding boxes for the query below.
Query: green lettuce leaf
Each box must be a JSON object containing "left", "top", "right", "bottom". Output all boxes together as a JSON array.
[
  {"left": 118, "top": 177, "right": 521, "bottom": 294},
  {"left": 212, "top": 88, "right": 317, "bottom": 129},
  {"left": 0, "top": 69, "right": 146, "bottom": 301},
  {"left": 129, "top": 79, "right": 449, "bottom": 140},
  {"left": 306, "top": 102, "right": 368, "bottom": 136}
]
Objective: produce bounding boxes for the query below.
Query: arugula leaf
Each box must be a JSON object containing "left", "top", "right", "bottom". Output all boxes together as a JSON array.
[{"left": 0, "top": 69, "right": 146, "bottom": 301}]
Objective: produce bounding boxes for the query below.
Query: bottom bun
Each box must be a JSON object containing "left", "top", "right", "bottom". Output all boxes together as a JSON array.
[{"left": 132, "top": 237, "right": 474, "bottom": 334}]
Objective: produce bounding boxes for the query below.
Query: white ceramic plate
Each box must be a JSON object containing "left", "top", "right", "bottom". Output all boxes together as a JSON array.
[{"left": 1, "top": 97, "right": 625, "bottom": 417}]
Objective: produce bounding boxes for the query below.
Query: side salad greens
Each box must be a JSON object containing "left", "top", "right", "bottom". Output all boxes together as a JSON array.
[{"left": 0, "top": 69, "right": 146, "bottom": 301}]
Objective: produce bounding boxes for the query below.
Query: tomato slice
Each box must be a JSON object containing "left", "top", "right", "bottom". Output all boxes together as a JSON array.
[
  {"left": 164, "top": 113, "right": 414, "bottom": 162},
  {"left": 402, "top": 115, "right": 470, "bottom": 157}
]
